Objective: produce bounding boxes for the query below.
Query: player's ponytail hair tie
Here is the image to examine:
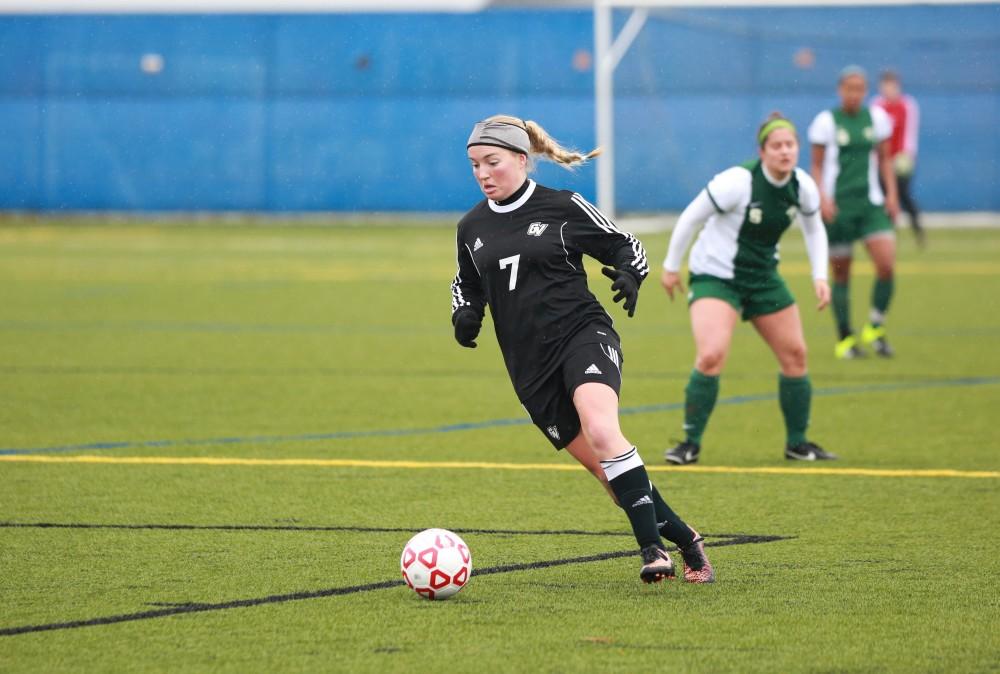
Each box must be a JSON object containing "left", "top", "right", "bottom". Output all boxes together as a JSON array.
[
  {"left": 757, "top": 114, "right": 797, "bottom": 148},
  {"left": 468, "top": 114, "right": 601, "bottom": 170}
]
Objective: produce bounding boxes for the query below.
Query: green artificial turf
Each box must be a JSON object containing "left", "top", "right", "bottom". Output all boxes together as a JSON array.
[{"left": 1, "top": 222, "right": 998, "bottom": 673}]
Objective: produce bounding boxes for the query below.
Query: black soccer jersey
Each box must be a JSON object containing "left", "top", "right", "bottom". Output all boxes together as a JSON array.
[{"left": 450, "top": 179, "right": 649, "bottom": 397}]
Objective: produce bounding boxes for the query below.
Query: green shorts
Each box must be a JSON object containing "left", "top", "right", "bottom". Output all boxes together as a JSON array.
[
  {"left": 826, "top": 201, "right": 893, "bottom": 247},
  {"left": 688, "top": 273, "right": 795, "bottom": 321}
]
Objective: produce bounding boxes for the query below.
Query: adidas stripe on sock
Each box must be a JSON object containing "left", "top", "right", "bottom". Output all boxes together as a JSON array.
[{"left": 600, "top": 447, "right": 662, "bottom": 550}]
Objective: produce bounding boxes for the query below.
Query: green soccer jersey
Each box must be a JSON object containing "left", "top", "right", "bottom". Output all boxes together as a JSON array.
[
  {"left": 808, "top": 105, "right": 893, "bottom": 210},
  {"left": 686, "top": 160, "right": 822, "bottom": 286},
  {"left": 732, "top": 159, "right": 803, "bottom": 284}
]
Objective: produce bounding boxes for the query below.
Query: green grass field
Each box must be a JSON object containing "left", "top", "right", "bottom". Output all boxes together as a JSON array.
[{"left": 1, "top": 222, "right": 998, "bottom": 673}]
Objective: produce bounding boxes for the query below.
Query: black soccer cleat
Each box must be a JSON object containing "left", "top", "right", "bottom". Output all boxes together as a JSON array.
[
  {"left": 639, "top": 545, "right": 676, "bottom": 584},
  {"left": 871, "top": 337, "right": 895, "bottom": 358},
  {"left": 785, "top": 441, "right": 839, "bottom": 461},
  {"left": 665, "top": 440, "right": 701, "bottom": 465}
]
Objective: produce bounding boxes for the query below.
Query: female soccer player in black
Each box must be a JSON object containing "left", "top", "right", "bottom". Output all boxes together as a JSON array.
[{"left": 451, "top": 115, "right": 713, "bottom": 583}]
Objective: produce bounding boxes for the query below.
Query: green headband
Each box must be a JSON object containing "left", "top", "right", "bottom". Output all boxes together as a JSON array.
[{"left": 758, "top": 119, "right": 797, "bottom": 146}]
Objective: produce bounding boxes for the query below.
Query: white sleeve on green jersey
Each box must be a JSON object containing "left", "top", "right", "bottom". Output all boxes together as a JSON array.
[
  {"left": 871, "top": 105, "right": 893, "bottom": 143},
  {"left": 795, "top": 168, "right": 821, "bottom": 215},
  {"left": 798, "top": 211, "right": 829, "bottom": 282},
  {"left": 807, "top": 110, "right": 835, "bottom": 147},
  {"left": 704, "top": 166, "right": 752, "bottom": 213},
  {"left": 667, "top": 167, "right": 751, "bottom": 277},
  {"left": 793, "top": 169, "right": 828, "bottom": 281},
  {"left": 808, "top": 111, "right": 839, "bottom": 198},
  {"left": 662, "top": 189, "right": 716, "bottom": 272}
]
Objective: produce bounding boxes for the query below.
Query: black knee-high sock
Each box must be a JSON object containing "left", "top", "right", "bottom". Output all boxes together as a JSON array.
[
  {"left": 600, "top": 447, "right": 662, "bottom": 550},
  {"left": 650, "top": 484, "right": 696, "bottom": 548}
]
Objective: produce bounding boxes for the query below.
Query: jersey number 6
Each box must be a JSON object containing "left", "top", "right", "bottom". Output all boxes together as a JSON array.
[{"left": 499, "top": 254, "right": 521, "bottom": 291}]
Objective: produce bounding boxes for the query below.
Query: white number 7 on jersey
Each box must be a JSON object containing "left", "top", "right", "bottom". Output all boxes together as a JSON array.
[{"left": 499, "top": 254, "right": 520, "bottom": 291}]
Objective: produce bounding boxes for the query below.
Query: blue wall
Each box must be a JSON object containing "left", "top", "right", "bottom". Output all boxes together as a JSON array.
[{"left": 0, "top": 6, "right": 997, "bottom": 212}]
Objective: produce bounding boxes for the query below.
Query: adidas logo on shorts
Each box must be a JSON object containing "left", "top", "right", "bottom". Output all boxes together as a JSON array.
[{"left": 585, "top": 364, "right": 602, "bottom": 375}]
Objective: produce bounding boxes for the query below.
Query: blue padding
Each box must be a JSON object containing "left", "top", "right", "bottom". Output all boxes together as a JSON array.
[
  {"left": 45, "top": 99, "right": 267, "bottom": 210},
  {"left": 0, "top": 7, "right": 996, "bottom": 211}
]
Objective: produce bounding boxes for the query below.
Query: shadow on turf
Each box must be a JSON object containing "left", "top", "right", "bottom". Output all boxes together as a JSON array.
[{"left": 0, "top": 521, "right": 791, "bottom": 638}]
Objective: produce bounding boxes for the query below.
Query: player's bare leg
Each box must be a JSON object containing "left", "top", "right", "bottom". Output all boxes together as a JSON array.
[
  {"left": 753, "top": 305, "right": 837, "bottom": 461},
  {"left": 572, "top": 383, "right": 711, "bottom": 582},
  {"left": 690, "top": 298, "right": 740, "bottom": 377},
  {"left": 753, "top": 303, "right": 807, "bottom": 378},
  {"left": 564, "top": 433, "right": 618, "bottom": 505},
  {"left": 666, "top": 298, "right": 737, "bottom": 465},
  {"left": 571, "top": 383, "right": 673, "bottom": 582}
]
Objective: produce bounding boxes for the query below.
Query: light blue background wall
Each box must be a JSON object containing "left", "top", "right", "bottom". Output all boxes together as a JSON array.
[{"left": 0, "top": 5, "right": 997, "bottom": 212}]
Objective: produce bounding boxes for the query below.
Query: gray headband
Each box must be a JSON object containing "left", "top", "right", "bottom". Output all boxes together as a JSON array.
[{"left": 467, "top": 120, "right": 530, "bottom": 155}]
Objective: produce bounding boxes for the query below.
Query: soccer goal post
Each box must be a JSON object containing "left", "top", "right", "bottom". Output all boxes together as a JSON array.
[{"left": 592, "top": 0, "right": 997, "bottom": 219}]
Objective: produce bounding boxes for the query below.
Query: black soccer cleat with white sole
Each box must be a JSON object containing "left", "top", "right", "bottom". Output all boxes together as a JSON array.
[
  {"left": 665, "top": 441, "right": 701, "bottom": 465},
  {"left": 639, "top": 545, "right": 676, "bottom": 584},
  {"left": 785, "top": 441, "right": 838, "bottom": 461}
]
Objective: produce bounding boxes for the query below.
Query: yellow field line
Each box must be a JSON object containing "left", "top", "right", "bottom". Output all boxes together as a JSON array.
[{"left": 1, "top": 454, "right": 997, "bottom": 479}]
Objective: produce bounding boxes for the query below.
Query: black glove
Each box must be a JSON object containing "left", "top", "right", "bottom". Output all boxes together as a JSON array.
[
  {"left": 452, "top": 308, "right": 483, "bottom": 348},
  {"left": 601, "top": 267, "right": 639, "bottom": 317}
]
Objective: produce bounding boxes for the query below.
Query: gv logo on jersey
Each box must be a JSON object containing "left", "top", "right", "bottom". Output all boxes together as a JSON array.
[
  {"left": 786, "top": 206, "right": 798, "bottom": 221},
  {"left": 526, "top": 222, "right": 549, "bottom": 237},
  {"left": 748, "top": 205, "right": 763, "bottom": 225},
  {"left": 836, "top": 127, "right": 850, "bottom": 146}
]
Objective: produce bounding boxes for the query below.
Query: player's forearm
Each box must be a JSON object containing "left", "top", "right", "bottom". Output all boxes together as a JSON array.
[
  {"left": 663, "top": 192, "right": 712, "bottom": 272},
  {"left": 809, "top": 146, "right": 826, "bottom": 202},
  {"left": 799, "top": 212, "right": 829, "bottom": 282},
  {"left": 451, "top": 296, "right": 484, "bottom": 317},
  {"left": 903, "top": 97, "right": 920, "bottom": 157},
  {"left": 810, "top": 166, "right": 826, "bottom": 203},
  {"left": 450, "top": 275, "right": 485, "bottom": 318},
  {"left": 880, "top": 147, "right": 899, "bottom": 202},
  {"left": 568, "top": 194, "right": 648, "bottom": 282},
  {"left": 603, "top": 235, "right": 649, "bottom": 283}
]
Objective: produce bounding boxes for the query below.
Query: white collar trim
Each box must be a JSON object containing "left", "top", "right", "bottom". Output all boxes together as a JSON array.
[
  {"left": 762, "top": 165, "right": 792, "bottom": 188},
  {"left": 488, "top": 180, "right": 536, "bottom": 213}
]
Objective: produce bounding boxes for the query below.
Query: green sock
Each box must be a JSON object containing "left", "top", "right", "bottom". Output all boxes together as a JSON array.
[
  {"left": 779, "top": 374, "right": 811, "bottom": 447},
  {"left": 832, "top": 282, "right": 851, "bottom": 339},
  {"left": 684, "top": 369, "right": 719, "bottom": 445},
  {"left": 870, "top": 276, "right": 894, "bottom": 326},
  {"left": 650, "top": 484, "right": 696, "bottom": 547},
  {"left": 600, "top": 447, "right": 661, "bottom": 550}
]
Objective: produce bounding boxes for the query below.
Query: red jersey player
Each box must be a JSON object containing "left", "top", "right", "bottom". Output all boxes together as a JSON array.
[{"left": 872, "top": 70, "right": 924, "bottom": 246}]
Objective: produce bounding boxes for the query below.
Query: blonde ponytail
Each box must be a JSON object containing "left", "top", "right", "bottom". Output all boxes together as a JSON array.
[{"left": 485, "top": 114, "right": 601, "bottom": 170}]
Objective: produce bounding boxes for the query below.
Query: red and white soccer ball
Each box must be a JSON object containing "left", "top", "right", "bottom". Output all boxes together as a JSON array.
[{"left": 400, "top": 528, "right": 472, "bottom": 600}]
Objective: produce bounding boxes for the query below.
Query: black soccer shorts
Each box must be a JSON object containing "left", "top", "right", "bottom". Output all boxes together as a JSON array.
[{"left": 520, "top": 327, "right": 624, "bottom": 450}]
